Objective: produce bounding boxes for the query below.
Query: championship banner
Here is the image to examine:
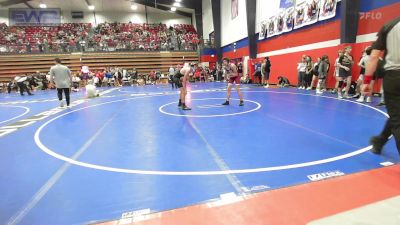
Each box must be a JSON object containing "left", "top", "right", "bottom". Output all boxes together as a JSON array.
[
  {"left": 259, "top": 21, "right": 267, "bottom": 40},
  {"left": 275, "top": 11, "right": 285, "bottom": 35},
  {"left": 319, "top": 0, "right": 337, "bottom": 21},
  {"left": 283, "top": 7, "right": 294, "bottom": 33},
  {"left": 294, "top": 1, "right": 307, "bottom": 29},
  {"left": 266, "top": 16, "right": 277, "bottom": 38},
  {"left": 303, "top": 0, "right": 320, "bottom": 26}
]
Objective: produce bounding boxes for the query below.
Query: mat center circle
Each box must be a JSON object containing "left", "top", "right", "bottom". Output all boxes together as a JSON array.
[{"left": 159, "top": 98, "right": 262, "bottom": 118}]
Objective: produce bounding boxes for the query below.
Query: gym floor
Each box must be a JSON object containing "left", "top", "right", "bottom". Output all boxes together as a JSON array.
[{"left": 0, "top": 83, "right": 399, "bottom": 225}]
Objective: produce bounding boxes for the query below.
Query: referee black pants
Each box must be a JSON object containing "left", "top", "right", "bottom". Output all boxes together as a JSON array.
[
  {"left": 17, "top": 82, "right": 32, "bottom": 95},
  {"left": 379, "top": 70, "right": 400, "bottom": 155},
  {"left": 57, "top": 88, "right": 70, "bottom": 106}
]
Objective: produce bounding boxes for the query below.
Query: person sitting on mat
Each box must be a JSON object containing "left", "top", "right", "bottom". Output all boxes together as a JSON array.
[{"left": 277, "top": 76, "right": 290, "bottom": 88}]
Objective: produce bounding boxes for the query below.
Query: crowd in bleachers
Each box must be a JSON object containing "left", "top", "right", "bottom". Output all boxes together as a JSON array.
[{"left": 0, "top": 22, "right": 199, "bottom": 53}]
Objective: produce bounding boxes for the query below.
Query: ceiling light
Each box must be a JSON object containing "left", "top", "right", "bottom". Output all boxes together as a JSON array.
[
  {"left": 175, "top": 0, "right": 182, "bottom": 2},
  {"left": 173, "top": 2, "right": 181, "bottom": 7},
  {"left": 88, "top": 5, "right": 95, "bottom": 10},
  {"left": 39, "top": 3, "right": 47, "bottom": 8},
  {"left": 171, "top": 7, "right": 176, "bottom": 12},
  {"left": 131, "top": 4, "right": 138, "bottom": 10}
]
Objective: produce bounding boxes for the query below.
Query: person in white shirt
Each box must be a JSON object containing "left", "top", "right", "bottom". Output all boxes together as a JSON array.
[
  {"left": 85, "top": 80, "right": 99, "bottom": 98},
  {"left": 331, "top": 50, "right": 344, "bottom": 93},
  {"left": 50, "top": 58, "right": 72, "bottom": 107},
  {"left": 297, "top": 56, "right": 307, "bottom": 89},
  {"left": 168, "top": 65, "right": 176, "bottom": 88},
  {"left": 71, "top": 74, "right": 81, "bottom": 92},
  {"left": 79, "top": 39, "right": 86, "bottom": 52}
]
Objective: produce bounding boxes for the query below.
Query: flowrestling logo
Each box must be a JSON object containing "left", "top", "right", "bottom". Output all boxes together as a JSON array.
[
  {"left": 9, "top": 8, "right": 61, "bottom": 26},
  {"left": 307, "top": 170, "right": 345, "bottom": 181}
]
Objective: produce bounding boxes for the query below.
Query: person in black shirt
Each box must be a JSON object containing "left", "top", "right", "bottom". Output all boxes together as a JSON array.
[
  {"left": 277, "top": 76, "right": 290, "bottom": 88},
  {"left": 362, "top": 17, "right": 400, "bottom": 155},
  {"left": 261, "top": 57, "right": 271, "bottom": 88},
  {"left": 7, "top": 79, "right": 14, "bottom": 94},
  {"left": 337, "top": 46, "right": 354, "bottom": 99},
  {"left": 309, "top": 57, "right": 320, "bottom": 90},
  {"left": 305, "top": 56, "right": 313, "bottom": 89},
  {"left": 253, "top": 62, "right": 262, "bottom": 85},
  {"left": 217, "top": 65, "right": 223, "bottom": 81},
  {"left": 237, "top": 62, "right": 243, "bottom": 76}
]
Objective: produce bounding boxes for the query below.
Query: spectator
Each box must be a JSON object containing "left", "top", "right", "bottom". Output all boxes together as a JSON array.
[
  {"left": 7, "top": 79, "right": 14, "bottom": 94},
  {"left": 316, "top": 55, "right": 329, "bottom": 95},
  {"left": 331, "top": 50, "right": 344, "bottom": 93},
  {"left": 261, "top": 57, "right": 271, "bottom": 88},
  {"left": 26, "top": 42, "right": 31, "bottom": 53},
  {"left": 309, "top": 57, "right": 321, "bottom": 90},
  {"left": 79, "top": 39, "right": 86, "bottom": 52},
  {"left": 71, "top": 74, "right": 81, "bottom": 92},
  {"left": 305, "top": 56, "right": 313, "bottom": 89},
  {"left": 278, "top": 76, "right": 290, "bottom": 88},
  {"left": 253, "top": 61, "right": 262, "bottom": 85},
  {"left": 169, "top": 65, "right": 176, "bottom": 88},
  {"left": 337, "top": 46, "right": 354, "bottom": 99},
  {"left": 297, "top": 55, "right": 307, "bottom": 89}
]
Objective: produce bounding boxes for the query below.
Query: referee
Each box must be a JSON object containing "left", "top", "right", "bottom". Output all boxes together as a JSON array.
[
  {"left": 362, "top": 17, "right": 400, "bottom": 155},
  {"left": 50, "top": 58, "right": 72, "bottom": 108}
]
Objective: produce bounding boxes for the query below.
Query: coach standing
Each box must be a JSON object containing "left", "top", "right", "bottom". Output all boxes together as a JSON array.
[
  {"left": 50, "top": 58, "right": 72, "bottom": 108},
  {"left": 362, "top": 17, "right": 400, "bottom": 155}
]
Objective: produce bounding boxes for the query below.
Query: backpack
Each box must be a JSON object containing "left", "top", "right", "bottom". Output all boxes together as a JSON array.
[{"left": 348, "top": 81, "right": 357, "bottom": 95}]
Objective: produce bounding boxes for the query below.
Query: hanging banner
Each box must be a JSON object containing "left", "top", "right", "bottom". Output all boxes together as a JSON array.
[
  {"left": 259, "top": 21, "right": 268, "bottom": 40},
  {"left": 294, "top": 1, "right": 307, "bottom": 29},
  {"left": 303, "top": 0, "right": 320, "bottom": 26},
  {"left": 319, "top": 0, "right": 337, "bottom": 21},
  {"left": 266, "top": 16, "right": 277, "bottom": 38},
  {"left": 9, "top": 8, "right": 61, "bottom": 26},
  {"left": 276, "top": 11, "right": 285, "bottom": 34},
  {"left": 283, "top": 7, "right": 294, "bottom": 33}
]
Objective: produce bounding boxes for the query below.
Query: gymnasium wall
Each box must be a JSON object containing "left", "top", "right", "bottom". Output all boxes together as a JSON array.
[
  {"left": 220, "top": 0, "right": 248, "bottom": 47},
  {"left": 200, "top": 48, "right": 217, "bottom": 63},
  {"left": 202, "top": 0, "right": 214, "bottom": 39},
  {"left": 255, "top": 0, "right": 399, "bottom": 89},
  {"left": 255, "top": 0, "right": 281, "bottom": 33},
  {"left": 0, "top": 10, "right": 7, "bottom": 24},
  {"left": 202, "top": 0, "right": 399, "bottom": 91},
  {"left": 0, "top": 9, "right": 191, "bottom": 26}
]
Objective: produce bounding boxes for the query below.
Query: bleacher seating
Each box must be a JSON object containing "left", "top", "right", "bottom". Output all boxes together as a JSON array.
[
  {"left": 0, "top": 51, "right": 199, "bottom": 82},
  {"left": 0, "top": 22, "right": 199, "bottom": 53}
]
